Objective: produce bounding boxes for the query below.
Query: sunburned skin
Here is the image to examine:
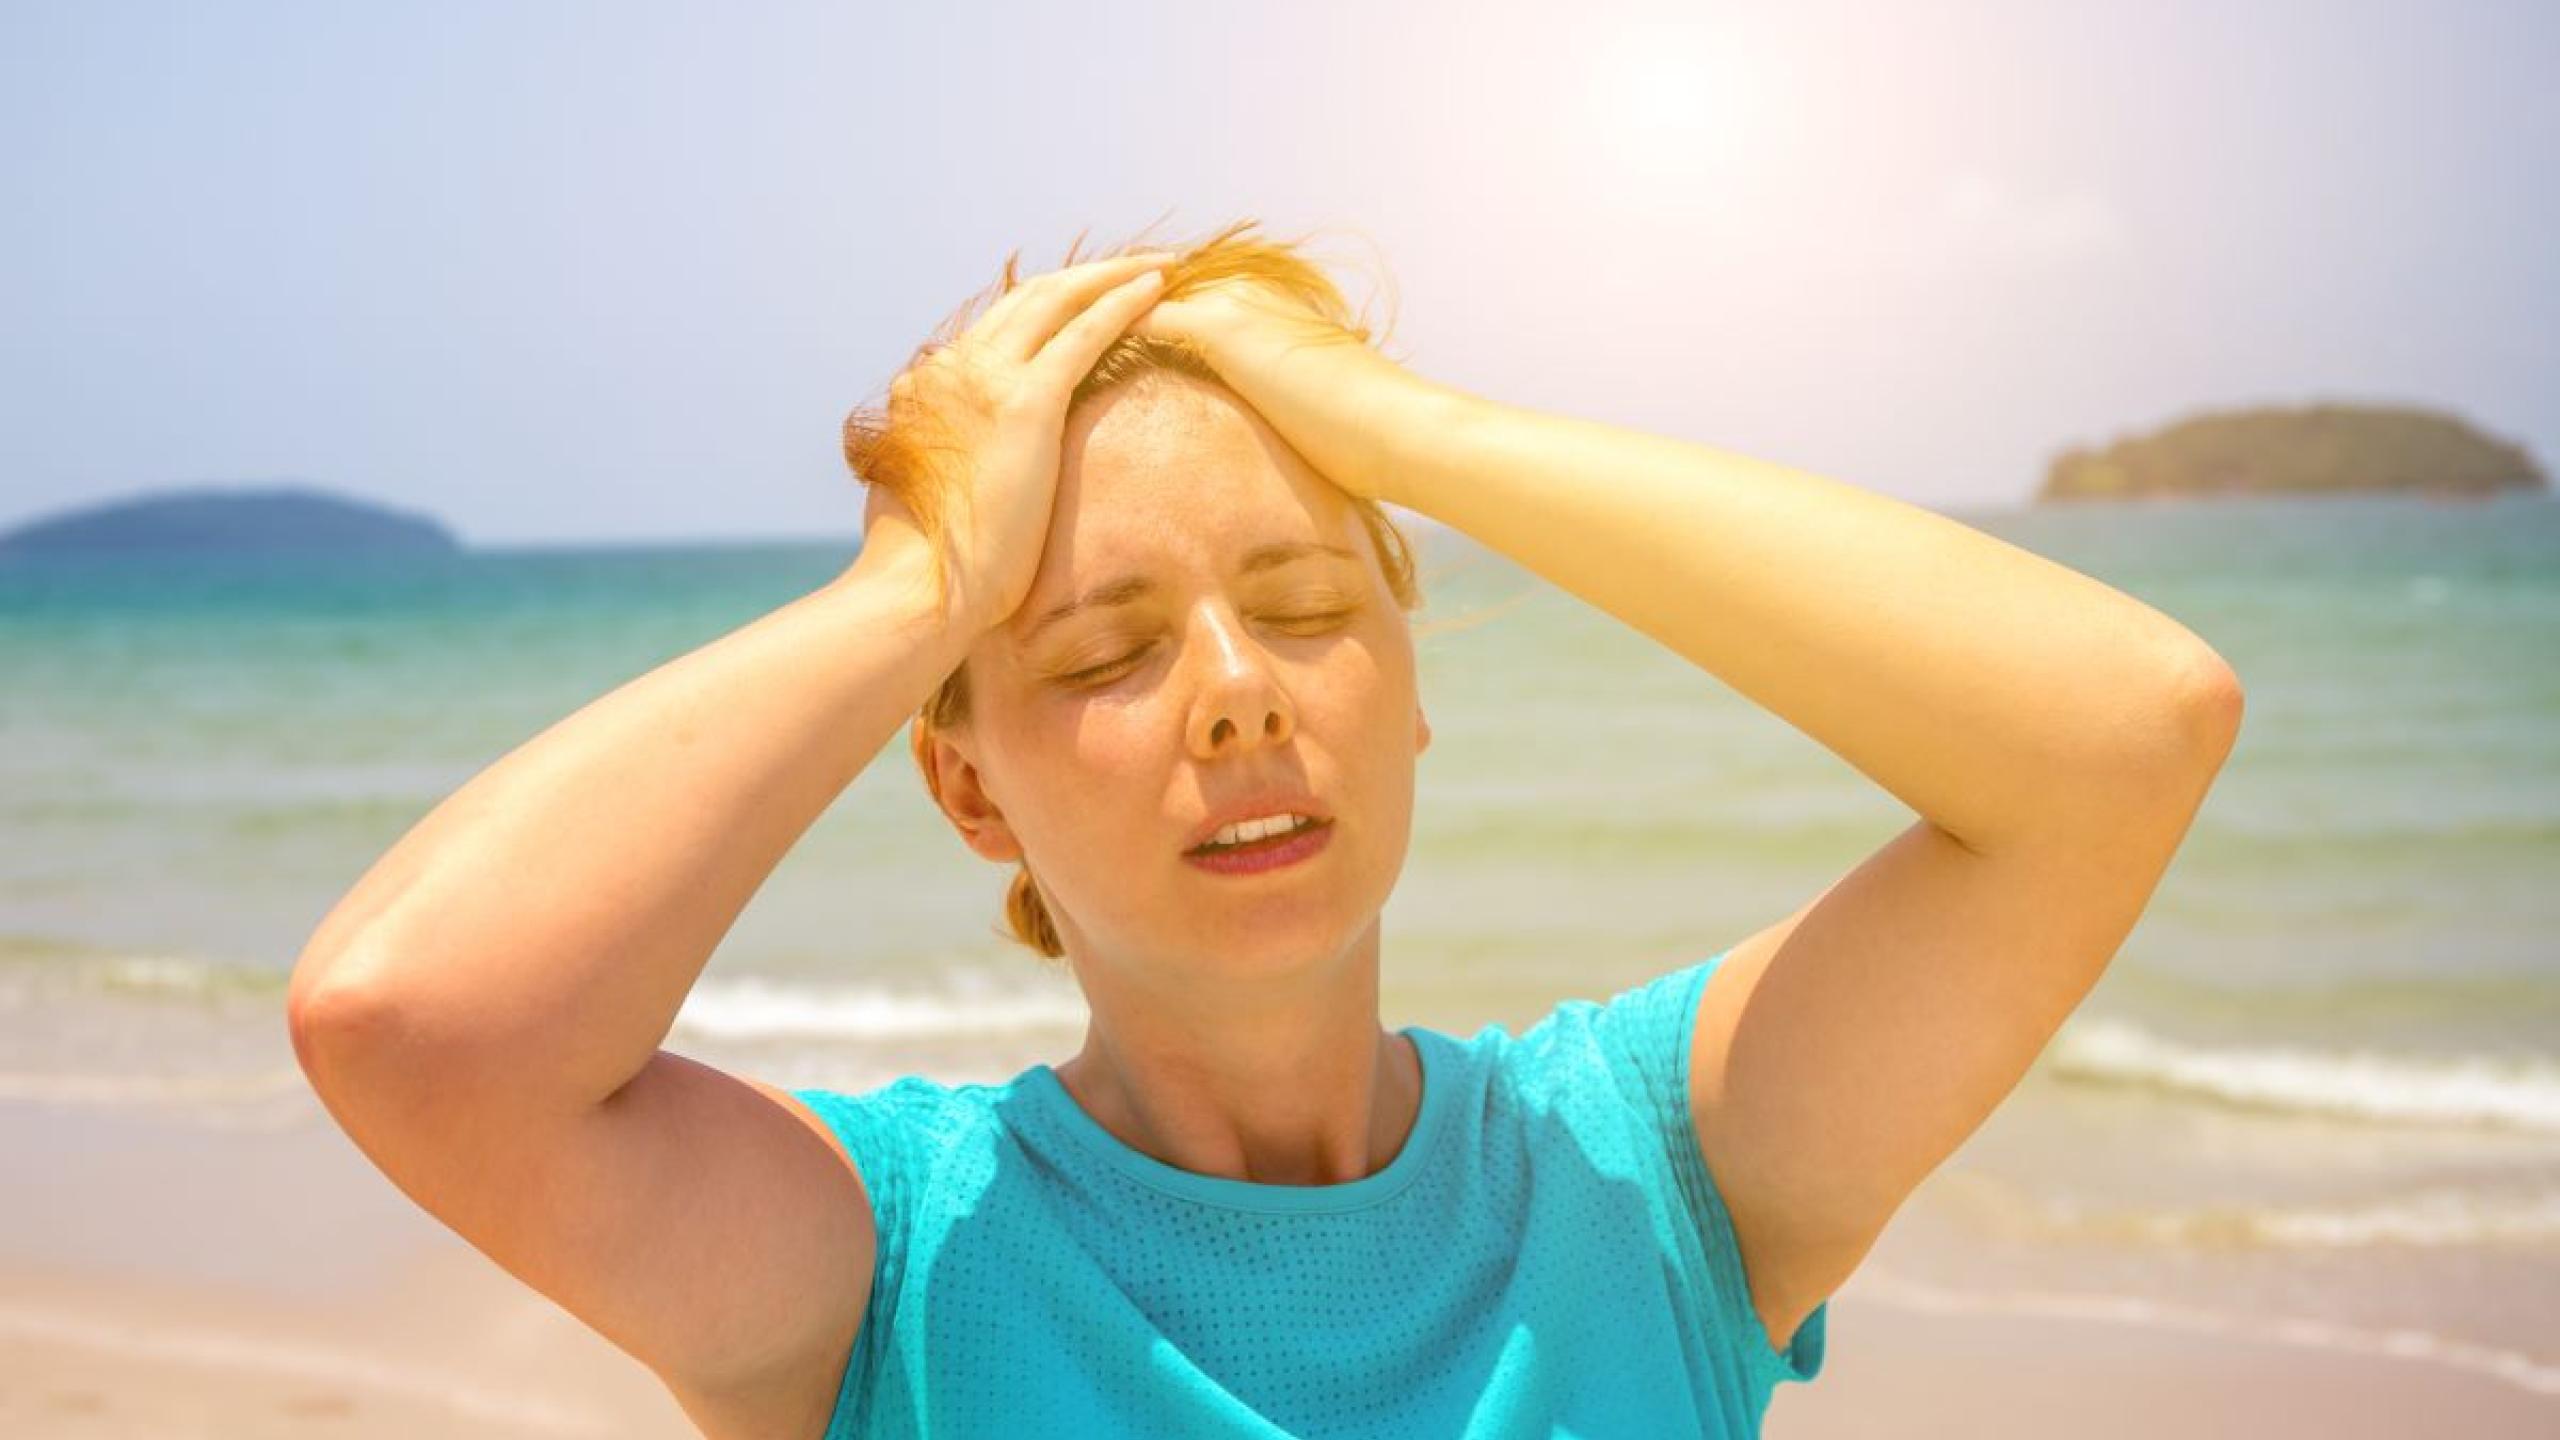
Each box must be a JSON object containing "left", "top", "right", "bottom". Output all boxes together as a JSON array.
[{"left": 917, "top": 366, "right": 1436, "bottom": 1193}]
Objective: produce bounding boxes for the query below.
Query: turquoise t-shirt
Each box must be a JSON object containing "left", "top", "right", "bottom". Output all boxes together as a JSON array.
[{"left": 790, "top": 948, "right": 1828, "bottom": 1437}]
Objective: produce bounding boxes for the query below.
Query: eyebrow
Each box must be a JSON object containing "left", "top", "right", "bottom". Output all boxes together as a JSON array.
[{"left": 1013, "top": 540, "right": 1363, "bottom": 648}]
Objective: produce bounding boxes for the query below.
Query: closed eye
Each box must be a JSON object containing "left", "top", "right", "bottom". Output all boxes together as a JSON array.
[
  {"left": 1058, "top": 611, "right": 1356, "bottom": 687},
  {"left": 1269, "top": 609, "right": 1356, "bottom": 632}
]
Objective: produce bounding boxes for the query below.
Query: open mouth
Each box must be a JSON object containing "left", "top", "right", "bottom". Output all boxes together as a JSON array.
[{"left": 1185, "top": 815, "right": 1330, "bottom": 857}]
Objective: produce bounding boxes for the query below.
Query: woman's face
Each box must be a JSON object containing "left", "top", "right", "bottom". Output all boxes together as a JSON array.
[{"left": 931, "top": 371, "right": 1430, "bottom": 984}]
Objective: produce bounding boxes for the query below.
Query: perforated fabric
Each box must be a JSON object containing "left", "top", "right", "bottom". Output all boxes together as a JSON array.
[{"left": 789, "top": 948, "right": 1827, "bottom": 1438}]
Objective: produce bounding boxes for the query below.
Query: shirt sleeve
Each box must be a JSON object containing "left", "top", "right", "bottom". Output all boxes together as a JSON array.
[
  {"left": 1585, "top": 949, "right": 1831, "bottom": 1393},
  {"left": 788, "top": 1077, "right": 947, "bottom": 1389}
]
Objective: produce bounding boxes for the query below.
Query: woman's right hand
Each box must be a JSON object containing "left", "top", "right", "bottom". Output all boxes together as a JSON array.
[{"left": 855, "top": 251, "right": 1174, "bottom": 636}]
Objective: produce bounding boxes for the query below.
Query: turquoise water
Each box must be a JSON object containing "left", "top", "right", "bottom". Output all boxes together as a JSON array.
[{"left": 4, "top": 494, "right": 2559, "bottom": 1353}]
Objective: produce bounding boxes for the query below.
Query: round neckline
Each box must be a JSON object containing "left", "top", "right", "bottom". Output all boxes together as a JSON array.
[{"left": 1026, "top": 1026, "right": 1446, "bottom": 1215}]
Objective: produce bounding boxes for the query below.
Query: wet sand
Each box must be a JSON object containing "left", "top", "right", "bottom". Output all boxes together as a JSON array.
[{"left": 3, "top": 1096, "right": 2552, "bottom": 1438}]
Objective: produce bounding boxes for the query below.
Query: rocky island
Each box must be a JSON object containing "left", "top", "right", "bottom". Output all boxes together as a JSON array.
[
  {"left": 0, "top": 483, "right": 462, "bottom": 556},
  {"left": 2039, "top": 402, "right": 2549, "bottom": 502}
]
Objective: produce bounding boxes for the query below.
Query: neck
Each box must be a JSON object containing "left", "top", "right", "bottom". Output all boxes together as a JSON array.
[{"left": 1052, "top": 928, "right": 1423, "bottom": 1186}]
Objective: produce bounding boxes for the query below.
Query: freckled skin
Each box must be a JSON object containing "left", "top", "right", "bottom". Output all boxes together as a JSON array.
[{"left": 917, "top": 369, "right": 1434, "bottom": 1185}]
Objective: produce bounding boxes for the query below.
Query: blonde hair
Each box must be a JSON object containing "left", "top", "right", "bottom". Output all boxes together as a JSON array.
[{"left": 841, "top": 219, "right": 1430, "bottom": 962}]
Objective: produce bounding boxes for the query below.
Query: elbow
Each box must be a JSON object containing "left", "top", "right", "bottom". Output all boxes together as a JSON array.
[
  {"left": 285, "top": 948, "right": 353, "bottom": 1040},
  {"left": 2165, "top": 646, "right": 2246, "bottom": 771},
  {"left": 285, "top": 964, "right": 396, "bottom": 1098},
  {"left": 285, "top": 941, "right": 450, "bottom": 1100},
  {"left": 285, "top": 938, "right": 395, "bottom": 1054},
  {"left": 1998, "top": 646, "right": 2242, "bottom": 856},
  {"left": 2088, "top": 644, "right": 2244, "bottom": 806}
]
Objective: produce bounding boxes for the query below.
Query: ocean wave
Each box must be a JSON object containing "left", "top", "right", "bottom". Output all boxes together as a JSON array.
[
  {"left": 2101, "top": 966, "right": 2560, "bottom": 1026},
  {"left": 1944, "top": 1172, "right": 2560, "bottom": 1252},
  {"left": 95, "top": 952, "right": 289, "bottom": 998},
  {"left": 1849, "top": 1265, "right": 2560, "bottom": 1396},
  {"left": 2047, "top": 1015, "right": 2560, "bottom": 1133},
  {"left": 2110, "top": 1189, "right": 2560, "bottom": 1251},
  {"left": 670, "top": 970, "right": 1088, "bottom": 1042},
  {"left": 11, "top": 940, "right": 1095, "bottom": 1042},
  {"left": 0, "top": 966, "right": 1089, "bottom": 1129},
  {"left": 2195, "top": 813, "right": 2560, "bottom": 847},
  {"left": 0, "top": 942, "right": 291, "bottom": 1003},
  {"left": 2175, "top": 819, "right": 2560, "bottom": 878},
  {"left": 20, "top": 947, "right": 1097, "bottom": 1047}
]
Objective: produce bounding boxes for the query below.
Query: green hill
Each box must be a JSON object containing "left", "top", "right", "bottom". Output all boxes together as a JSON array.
[
  {"left": 0, "top": 483, "right": 461, "bottom": 555},
  {"left": 2039, "top": 402, "right": 2548, "bottom": 501}
]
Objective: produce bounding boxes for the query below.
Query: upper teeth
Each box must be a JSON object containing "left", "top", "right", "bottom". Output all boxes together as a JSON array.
[{"left": 1206, "top": 812, "right": 1312, "bottom": 847}]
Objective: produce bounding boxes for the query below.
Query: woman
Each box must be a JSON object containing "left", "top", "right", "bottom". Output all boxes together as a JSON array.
[{"left": 286, "top": 220, "right": 2244, "bottom": 1438}]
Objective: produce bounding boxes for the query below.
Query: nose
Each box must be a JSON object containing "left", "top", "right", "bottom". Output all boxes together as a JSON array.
[{"left": 1185, "top": 605, "right": 1295, "bottom": 754}]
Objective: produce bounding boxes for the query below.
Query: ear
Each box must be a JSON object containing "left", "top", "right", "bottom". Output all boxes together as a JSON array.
[
  {"left": 1415, "top": 702, "right": 1432, "bottom": 756},
  {"left": 924, "top": 728, "right": 1025, "bottom": 864}
]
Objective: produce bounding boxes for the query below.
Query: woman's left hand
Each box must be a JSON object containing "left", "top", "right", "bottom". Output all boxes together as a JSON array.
[{"left": 1126, "top": 279, "right": 1462, "bottom": 507}]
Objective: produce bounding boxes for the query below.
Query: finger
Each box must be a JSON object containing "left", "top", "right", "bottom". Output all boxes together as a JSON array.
[
  {"left": 974, "top": 253, "right": 1173, "bottom": 364},
  {"left": 962, "top": 247, "right": 1174, "bottom": 358},
  {"left": 971, "top": 252, "right": 1166, "bottom": 359},
  {"left": 1028, "top": 267, "right": 1167, "bottom": 390}
]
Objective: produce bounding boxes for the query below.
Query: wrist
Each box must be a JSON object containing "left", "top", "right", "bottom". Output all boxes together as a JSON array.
[
  {"left": 1372, "top": 380, "right": 1488, "bottom": 513},
  {"left": 836, "top": 534, "right": 987, "bottom": 660}
]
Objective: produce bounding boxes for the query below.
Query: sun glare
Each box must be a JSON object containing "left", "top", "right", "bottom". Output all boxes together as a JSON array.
[{"left": 1580, "top": 20, "right": 1775, "bottom": 202}]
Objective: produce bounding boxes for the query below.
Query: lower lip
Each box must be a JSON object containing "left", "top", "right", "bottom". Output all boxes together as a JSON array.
[{"left": 1182, "top": 820, "right": 1334, "bottom": 875}]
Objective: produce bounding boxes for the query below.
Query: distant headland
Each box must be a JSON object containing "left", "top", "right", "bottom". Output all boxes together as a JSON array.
[
  {"left": 0, "top": 483, "right": 462, "bottom": 556},
  {"left": 2039, "top": 402, "right": 2549, "bottom": 502}
]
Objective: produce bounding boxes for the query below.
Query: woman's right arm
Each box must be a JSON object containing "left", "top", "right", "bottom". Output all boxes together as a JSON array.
[
  {"left": 287, "top": 537, "right": 975, "bottom": 1110},
  {"left": 288, "top": 242, "right": 1178, "bottom": 1098},
  {"left": 280, "top": 539, "right": 978, "bottom": 1428},
  {"left": 283, "top": 253, "right": 1174, "bottom": 1424}
]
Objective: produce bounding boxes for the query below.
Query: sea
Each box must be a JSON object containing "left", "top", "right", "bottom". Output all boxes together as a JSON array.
[{"left": 3, "top": 490, "right": 2555, "bottom": 1396}]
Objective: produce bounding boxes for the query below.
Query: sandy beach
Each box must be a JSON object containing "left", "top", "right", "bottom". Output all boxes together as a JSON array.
[
  {"left": 5, "top": 1089, "right": 2553, "bottom": 1439},
  {"left": 9, "top": 1231, "right": 2556, "bottom": 1439}
]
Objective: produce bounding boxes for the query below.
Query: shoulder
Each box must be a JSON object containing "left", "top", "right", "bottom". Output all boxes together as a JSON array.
[
  {"left": 778, "top": 1074, "right": 1009, "bottom": 1188},
  {"left": 735, "top": 1073, "right": 1020, "bottom": 1434},
  {"left": 1504, "top": 956, "right": 1720, "bottom": 1112},
  {"left": 1503, "top": 957, "right": 1836, "bottom": 1388}
]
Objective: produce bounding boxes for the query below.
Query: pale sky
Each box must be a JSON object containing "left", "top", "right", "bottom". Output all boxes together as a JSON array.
[{"left": 6, "top": 0, "right": 2553, "bottom": 547}]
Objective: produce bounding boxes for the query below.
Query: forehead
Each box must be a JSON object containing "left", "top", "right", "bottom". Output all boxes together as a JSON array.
[{"left": 1045, "top": 375, "right": 1362, "bottom": 573}]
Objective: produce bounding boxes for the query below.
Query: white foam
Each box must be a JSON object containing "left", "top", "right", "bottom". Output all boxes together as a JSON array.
[
  {"left": 1850, "top": 1265, "right": 2560, "bottom": 1397},
  {"left": 1992, "top": 1181, "right": 2560, "bottom": 1251},
  {"left": 1, "top": 946, "right": 280, "bottom": 1002},
  {"left": 0, "top": 966, "right": 1088, "bottom": 1128},
  {"left": 2236, "top": 1188, "right": 2560, "bottom": 1249},
  {"left": 2049, "top": 1015, "right": 2560, "bottom": 1134},
  {"left": 671, "top": 969, "right": 1088, "bottom": 1042},
  {"left": 99, "top": 953, "right": 232, "bottom": 994}
]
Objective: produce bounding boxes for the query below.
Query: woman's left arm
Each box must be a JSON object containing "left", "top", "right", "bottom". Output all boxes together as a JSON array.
[
  {"left": 1385, "top": 386, "right": 2247, "bottom": 1346},
  {"left": 1146, "top": 288, "right": 2242, "bottom": 844},
  {"left": 1146, "top": 289, "right": 2245, "bottom": 1345},
  {"left": 1390, "top": 389, "right": 2243, "bottom": 847}
]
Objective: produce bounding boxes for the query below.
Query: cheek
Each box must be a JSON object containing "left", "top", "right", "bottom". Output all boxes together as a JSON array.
[
  {"left": 1024, "top": 707, "right": 1168, "bottom": 847},
  {"left": 1055, "top": 698, "right": 1162, "bottom": 771},
  {"left": 1320, "top": 636, "right": 1406, "bottom": 732}
]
